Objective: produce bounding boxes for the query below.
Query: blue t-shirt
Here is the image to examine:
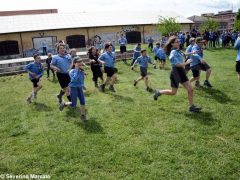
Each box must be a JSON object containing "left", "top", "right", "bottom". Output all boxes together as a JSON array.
[
  {"left": 185, "top": 44, "right": 193, "bottom": 59},
  {"left": 118, "top": 37, "right": 127, "bottom": 46},
  {"left": 25, "top": 62, "right": 44, "bottom": 80},
  {"left": 157, "top": 48, "right": 166, "bottom": 59},
  {"left": 69, "top": 69, "right": 85, "bottom": 88},
  {"left": 153, "top": 46, "right": 160, "bottom": 56},
  {"left": 135, "top": 55, "right": 152, "bottom": 68},
  {"left": 190, "top": 44, "right": 203, "bottom": 67},
  {"left": 169, "top": 49, "right": 184, "bottom": 67},
  {"left": 234, "top": 38, "right": 240, "bottom": 61},
  {"left": 51, "top": 54, "right": 72, "bottom": 73},
  {"left": 98, "top": 52, "right": 116, "bottom": 68},
  {"left": 133, "top": 46, "right": 141, "bottom": 59}
]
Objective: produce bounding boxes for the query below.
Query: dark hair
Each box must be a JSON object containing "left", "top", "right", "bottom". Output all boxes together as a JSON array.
[
  {"left": 33, "top": 54, "right": 39, "bottom": 59},
  {"left": 164, "top": 36, "right": 178, "bottom": 56},
  {"left": 141, "top": 49, "right": 146, "bottom": 53},
  {"left": 56, "top": 44, "right": 66, "bottom": 53},
  {"left": 105, "top": 43, "right": 112, "bottom": 50},
  {"left": 156, "top": 42, "right": 160, "bottom": 46}
]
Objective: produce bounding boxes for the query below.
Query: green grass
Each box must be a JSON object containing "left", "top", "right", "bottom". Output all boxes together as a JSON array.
[{"left": 0, "top": 47, "right": 240, "bottom": 179}]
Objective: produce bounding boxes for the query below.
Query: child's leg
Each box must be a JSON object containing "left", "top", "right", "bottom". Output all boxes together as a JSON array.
[
  {"left": 34, "top": 81, "right": 43, "bottom": 94},
  {"left": 110, "top": 74, "right": 117, "bottom": 85},
  {"left": 135, "top": 76, "right": 143, "bottom": 84},
  {"left": 47, "top": 68, "right": 50, "bottom": 78},
  {"left": 144, "top": 76, "right": 149, "bottom": 88},
  {"left": 182, "top": 81, "right": 194, "bottom": 107},
  {"left": 65, "top": 87, "right": 71, "bottom": 101},
  {"left": 159, "top": 88, "right": 178, "bottom": 95},
  {"left": 78, "top": 88, "right": 86, "bottom": 117},
  {"left": 205, "top": 68, "right": 211, "bottom": 81},
  {"left": 238, "top": 72, "right": 240, "bottom": 80},
  {"left": 70, "top": 87, "right": 78, "bottom": 107}
]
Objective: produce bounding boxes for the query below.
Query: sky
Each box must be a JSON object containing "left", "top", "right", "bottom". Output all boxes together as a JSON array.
[{"left": 0, "top": 0, "right": 239, "bottom": 17}]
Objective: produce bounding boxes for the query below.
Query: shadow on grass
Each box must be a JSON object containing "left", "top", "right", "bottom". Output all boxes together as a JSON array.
[
  {"left": 201, "top": 88, "right": 232, "bottom": 104},
  {"left": 32, "top": 102, "right": 53, "bottom": 112},
  {"left": 106, "top": 93, "right": 134, "bottom": 102},
  {"left": 184, "top": 111, "right": 217, "bottom": 125},
  {"left": 75, "top": 117, "right": 104, "bottom": 134},
  {"left": 65, "top": 108, "right": 80, "bottom": 118}
]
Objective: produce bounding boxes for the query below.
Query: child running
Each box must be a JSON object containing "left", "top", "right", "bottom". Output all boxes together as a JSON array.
[
  {"left": 185, "top": 38, "right": 196, "bottom": 74},
  {"left": 50, "top": 44, "right": 72, "bottom": 105},
  {"left": 88, "top": 46, "right": 103, "bottom": 87},
  {"left": 131, "top": 43, "right": 141, "bottom": 66},
  {"left": 46, "top": 53, "right": 55, "bottom": 78},
  {"left": 25, "top": 54, "right": 44, "bottom": 103},
  {"left": 153, "top": 36, "right": 201, "bottom": 113},
  {"left": 190, "top": 37, "right": 212, "bottom": 88},
  {"left": 98, "top": 43, "right": 117, "bottom": 92},
  {"left": 131, "top": 49, "right": 155, "bottom": 92},
  {"left": 157, "top": 44, "right": 167, "bottom": 69},
  {"left": 59, "top": 57, "right": 87, "bottom": 121},
  {"left": 118, "top": 34, "right": 128, "bottom": 63},
  {"left": 152, "top": 42, "right": 161, "bottom": 69},
  {"left": 234, "top": 33, "right": 240, "bottom": 80}
]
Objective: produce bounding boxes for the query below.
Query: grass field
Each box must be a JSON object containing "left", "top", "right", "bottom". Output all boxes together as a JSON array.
[{"left": 0, "top": 47, "right": 240, "bottom": 179}]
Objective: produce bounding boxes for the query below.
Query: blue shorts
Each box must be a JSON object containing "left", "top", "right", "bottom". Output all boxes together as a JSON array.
[{"left": 70, "top": 87, "right": 85, "bottom": 106}]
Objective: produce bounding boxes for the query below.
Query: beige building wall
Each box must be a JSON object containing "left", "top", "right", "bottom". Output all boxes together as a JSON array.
[{"left": 0, "top": 23, "right": 191, "bottom": 59}]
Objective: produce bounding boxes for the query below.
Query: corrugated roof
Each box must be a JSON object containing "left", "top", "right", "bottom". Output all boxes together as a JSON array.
[{"left": 0, "top": 11, "right": 193, "bottom": 34}]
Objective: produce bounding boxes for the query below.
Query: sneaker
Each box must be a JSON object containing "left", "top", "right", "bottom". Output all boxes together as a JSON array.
[
  {"left": 94, "top": 83, "right": 99, "bottom": 88},
  {"left": 204, "top": 80, "right": 212, "bottom": 88},
  {"left": 26, "top": 96, "right": 32, "bottom": 104},
  {"left": 109, "top": 85, "right": 116, "bottom": 92},
  {"left": 146, "top": 86, "right": 151, "bottom": 92},
  {"left": 80, "top": 115, "right": 87, "bottom": 121},
  {"left": 59, "top": 102, "right": 65, "bottom": 111},
  {"left": 100, "top": 84, "right": 105, "bottom": 92},
  {"left": 194, "top": 81, "right": 202, "bottom": 88},
  {"left": 153, "top": 89, "right": 161, "bottom": 100},
  {"left": 189, "top": 105, "right": 202, "bottom": 112},
  {"left": 133, "top": 80, "right": 137, "bottom": 86},
  {"left": 57, "top": 94, "right": 62, "bottom": 104}
]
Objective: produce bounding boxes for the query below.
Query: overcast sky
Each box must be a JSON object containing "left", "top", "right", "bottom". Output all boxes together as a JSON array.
[{"left": 0, "top": 0, "right": 239, "bottom": 17}]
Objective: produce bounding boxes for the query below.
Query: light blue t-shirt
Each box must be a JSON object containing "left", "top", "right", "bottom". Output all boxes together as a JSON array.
[
  {"left": 185, "top": 44, "right": 193, "bottom": 59},
  {"left": 25, "top": 62, "right": 44, "bottom": 80},
  {"left": 69, "top": 69, "right": 85, "bottom": 88},
  {"left": 98, "top": 52, "right": 116, "bottom": 68},
  {"left": 135, "top": 55, "right": 152, "bottom": 68},
  {"left": 118, "top": 37, "right": 127, "bottom": 46},
  {"left": 234, "top": 38, "right": 240, "bottom": 61},
  {"left": 169, "top": 49, "right": 184, "bottom": 67},
  {"left": 190, "top": 44, "right": 203, "bottom": 67},
  {"left": 157, "top": 48, "right": 166, "bottom": 59},
  {"left": 51, "top": 54, "right": 72, "bottom": 73},
  {"left": 133, "top": 46, "right": 141, "bottom": 59},
  {"left": 153, "top": 46, "right": 160, "bottom": 56}
]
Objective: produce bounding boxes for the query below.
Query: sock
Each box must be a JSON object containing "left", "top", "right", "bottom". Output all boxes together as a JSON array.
[
  {"left": 58, "top": 90, "right": 65, "bottom": 98},
  {"left": 67, "top": 95, "right": 71, "bottom": 102}
]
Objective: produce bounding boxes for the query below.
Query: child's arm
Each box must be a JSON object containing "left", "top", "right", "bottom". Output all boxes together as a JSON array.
[{"left": 25, "top": 64, "right": 36, "bottom": 77}]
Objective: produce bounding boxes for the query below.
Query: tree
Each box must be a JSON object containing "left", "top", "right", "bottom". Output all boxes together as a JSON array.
[
  {"left": 157, "top": 17, "right": 181, "bottom": 36},
  {"left": 200, "top": 17, "right": 220, "bottom": 32},
  {"left": 234, "top": 9, "right": 240, "bottom": 31}
]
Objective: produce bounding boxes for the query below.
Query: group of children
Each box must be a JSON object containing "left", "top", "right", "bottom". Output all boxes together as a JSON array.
[{"left": 25, "top": 33, "right": 240, "bottom": 119}]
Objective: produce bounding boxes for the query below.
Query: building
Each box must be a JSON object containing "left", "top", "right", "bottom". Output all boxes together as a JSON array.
[
  {"left": 214, "top": 10, "right": 236, "bottom": 31},
  {"left": 188, "top": 10, "right": 236, "bottom": 32},
  {"left": 0, "top": 10, "right": 193, "bottom": 60}
]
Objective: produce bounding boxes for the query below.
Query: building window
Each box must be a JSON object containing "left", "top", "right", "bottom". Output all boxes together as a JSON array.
[
  {"left": 0, "top": 40, "right": 19, "bottom": 56},
  {"left": 66, "top": 35, "right": 86, "bottom": 48},
  {"left": 125, "top": 31, "right": 141, "bottom": 43}
]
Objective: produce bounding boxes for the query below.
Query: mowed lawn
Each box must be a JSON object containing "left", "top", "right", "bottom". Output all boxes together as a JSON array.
[{"left": 0, "top": 48, "right": 240, "bottom": 179}]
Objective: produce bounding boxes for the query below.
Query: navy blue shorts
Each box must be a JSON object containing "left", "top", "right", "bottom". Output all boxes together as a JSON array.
[{"left": 70, "top": 87, "right": 85, "bottom": 106}]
